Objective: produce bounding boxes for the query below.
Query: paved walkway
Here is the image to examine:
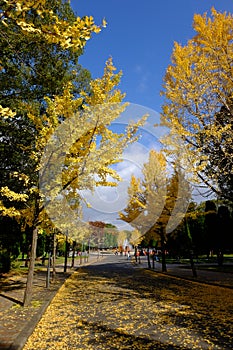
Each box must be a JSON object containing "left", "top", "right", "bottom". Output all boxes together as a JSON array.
[
  {"left": 0, "top": 254, "right": 233, "bottom": 349},
  {"left": 22, "top": 255, "right": 233, "bottom": 350}
]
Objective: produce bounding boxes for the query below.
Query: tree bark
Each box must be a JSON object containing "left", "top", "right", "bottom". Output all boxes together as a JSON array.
[
  {"left": 147, "top": 248, "right": 151, "bottom": 269},
  {"left": 161, "top": 249, "right": 167, "bottom": 272},
  {"left": 161, "top": 239, "right": 167, "bottom": 272},
  {"left": 152, "top": 253, "right": 155, "bottom": 269},
  {"left": 52, "top": 232, "right": 56, "bottom": 280},
  {"left": 190, "top": 250, "right": 197, "bottom": 278},
  {"left": 64, "top": 234, "right": 68, "bottom": 272},
  {"left": 134, "top": 246, "right": 137, "bottom": 263},
  {"left": 71, "top": 241, "right": 76, "bottom": 268},
  {"left": 23, "top": 227, "right": 38, "bottom": 306},
  {"left": 217, "top": 250, "right": 224, "bottom": 266}
]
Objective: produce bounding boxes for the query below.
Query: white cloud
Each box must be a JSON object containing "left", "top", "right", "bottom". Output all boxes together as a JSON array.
[{"left": 79, "top": 102, "right": 165, "bottom": 229}]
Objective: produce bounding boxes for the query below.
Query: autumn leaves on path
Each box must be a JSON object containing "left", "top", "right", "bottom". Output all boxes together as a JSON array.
[{"left": 23, "top": 256, "right": 233, "bottom": 350}]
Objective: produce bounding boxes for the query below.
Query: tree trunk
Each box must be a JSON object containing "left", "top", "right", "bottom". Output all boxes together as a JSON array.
[
  {"left": 189, "top": 250, "right": 197, "bottom": 278},
  {"left": 185, "top": 218, "right": 197, "bottom": 277},
  {"left": 217, "top": 250, "right": 224, "bottom": 266},
  {"left": 23, "top": 227, "right": 38, "bottom": 306},
  {"left": 147, "top": 248, "right": 151, "bottom": 269},
  {"left": 64, "top": 235, "right": 68, "bottom": 272},
  {"left": 152, "top": 253, "right": 155, "bottom": 269},
  {"left": 161, "top": 249, "right": 167, "bottom": 272},
  {"left": 134, "top": 246, "right": 137, "bottom": 263},
  {"left": 161, "top": 239, "right": 167, "bottom": 272},
  {"left": 52, "top": 232, "right": 56, "bottom": 280},
  {"left": 71, "top": 241, "right": 76, "bottom": 268}
]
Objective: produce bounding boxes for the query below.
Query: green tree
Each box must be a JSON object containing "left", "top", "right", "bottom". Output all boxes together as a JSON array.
[
  {"left": 0, "top": 216, "right": 21, "bottom": 272},
  {"left": 205, "top": 202, "right": 233, "bottom": 265},
  {"left": 217, "top": 205, "right": 233, "bottom": 253},
  {"left": 103, "top": 224, "right": 118, "bottom": 248},
  {"left": 185, "top": 202, "right": 206, "bottom": 257},
  {"left": 204, "top": 200, "right": 218, "bottom": 257},
  {"left": 0, "top": 0, "right": 93, "bottom": 271}
]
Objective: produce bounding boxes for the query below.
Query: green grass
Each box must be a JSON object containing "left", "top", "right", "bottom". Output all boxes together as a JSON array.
[{"left": 30, "top": 300, "right": 42, "bottom": 308}]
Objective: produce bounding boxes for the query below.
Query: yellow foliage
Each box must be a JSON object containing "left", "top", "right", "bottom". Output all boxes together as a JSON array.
[
  {"left": 82, "top": 57, "right": 125, "bottom": 106},
  {"left": 130, "top": 228, "right": 143, "bottom": 245},
  {"left": 119, "top": 175, "right": 145, "bottom": 225},
  {"left": 1, "top": 4, "right": 148, "bottom": 243},
  {"left": 2, "top": 1, "right": 103, "bottom": 50},
  {"left": 0, "top": 105, "right": 16, "bottom": 118},
  {"left": 0, "top": 187, "right": 28, "bottom": 202},
  {"left": 161, "top": 7, "right": 233, "bottom": 190},
  {"left": 0, "top": 202, "right": 21, "bottom": 217}
]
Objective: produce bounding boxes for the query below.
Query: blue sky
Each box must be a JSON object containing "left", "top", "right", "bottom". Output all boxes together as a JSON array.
[
  {"left": 70, "top": 1, "right": 233, "bottom": 231},
  {"left": 71, "top": 0, "right": 233, "bottom": 113}
]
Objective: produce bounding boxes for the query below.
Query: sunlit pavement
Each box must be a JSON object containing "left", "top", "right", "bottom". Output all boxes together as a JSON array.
[{"left": 23, "top": 254, "right": 233, "bottom": 350}]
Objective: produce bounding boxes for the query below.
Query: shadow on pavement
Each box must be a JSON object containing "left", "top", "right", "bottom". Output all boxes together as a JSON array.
[
  {"left": 80, "top": 319, "right": 189, "bottom": 350},
  {"left": 67, "top": 256, "right": 232, "bottom": 350}
]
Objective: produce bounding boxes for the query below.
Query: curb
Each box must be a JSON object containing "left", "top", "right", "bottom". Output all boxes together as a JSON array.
[{"left": 8, "top": 290, "right": 57, "bottom": 350}]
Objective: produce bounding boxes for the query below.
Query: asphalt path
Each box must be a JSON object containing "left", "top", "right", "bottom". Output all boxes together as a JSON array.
[{"left": 22, "top": 255, "right": 233, "bottom": 350}]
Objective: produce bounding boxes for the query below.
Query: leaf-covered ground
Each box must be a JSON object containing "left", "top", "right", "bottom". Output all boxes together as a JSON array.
[{"left": 23, "top": 257, "right": 233, "bottom": 350}]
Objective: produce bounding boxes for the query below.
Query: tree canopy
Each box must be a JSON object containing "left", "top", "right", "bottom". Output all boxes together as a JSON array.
[
  {"left": 161, "top": 8, "right": 233, "bottom": 203},
  {"left": 0, "top": 1, "right": 147, "bottom": 304}
]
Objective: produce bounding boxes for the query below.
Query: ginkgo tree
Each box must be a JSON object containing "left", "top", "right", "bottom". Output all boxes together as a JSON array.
[
  {"left": 0, "top": 0, "right": 93, "bottom": 244},
  {"left": 9, "top": 58, "right": 146, "bottom": 306},
  {"left": 129, "top": 228, "right": 143, "bottom": 263},
  {"left": 119, "top": 149, "right": 191, "bottom": 272},
  {"left": 0, "top": 0, "right": 104, "bottom": 51},
  {"left": 0, "top": 0, "right": 104, "bottom": 118},
  {"left": 119, "top": 150, "right": 168, "bottom": 236},
  {"left": 0, "top": 0, "right": 104, "bottom": 297},
  {"left": 161, "top": 8, "right": 233, "bottom": 203},
  {"left": 119, "top": 150, "right": 165, "bottom": 268},
  {"left": 0, "top": 1, "right": 147, "bottom": 305},
  {"left": 0, "top": 0, "right": 100, "bottom": 221}
]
